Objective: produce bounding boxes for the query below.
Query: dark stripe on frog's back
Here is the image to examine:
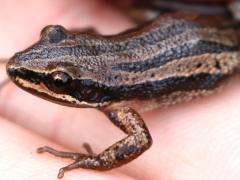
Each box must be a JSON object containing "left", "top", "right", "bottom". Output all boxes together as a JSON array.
[
  {"left": 18, "top": 19, "right": 199, "bottom": 62},
  {"left": 111, "top": 40, "right": 239, "bottom": 73},
  {"left": 73, "top": 72, "right": 229, "bottom": 103}
]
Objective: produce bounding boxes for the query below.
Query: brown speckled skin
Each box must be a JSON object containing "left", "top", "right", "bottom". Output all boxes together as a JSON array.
[
  {"left": 6, "top": 13, "right": 240, "bottom": 178},
  {"left": 38, "top": 107, "right": 152, "bottom": 178}
]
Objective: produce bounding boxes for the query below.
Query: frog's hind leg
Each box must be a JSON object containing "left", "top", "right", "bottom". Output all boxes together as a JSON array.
[{"left": 37, "top": 107, "right": 152, "bottom": 179}]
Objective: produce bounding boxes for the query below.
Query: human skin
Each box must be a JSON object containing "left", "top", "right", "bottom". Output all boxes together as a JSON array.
[{"left": 1, "top": 0, "right": 240, "bottom": 179}]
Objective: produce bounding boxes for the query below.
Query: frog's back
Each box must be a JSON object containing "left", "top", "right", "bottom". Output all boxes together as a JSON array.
[
  {"left": 98, "top": 14, "right": 240, "bottom": 104},
  {"left": 7, "top": 13, "right": 240, "bottom": 108}
]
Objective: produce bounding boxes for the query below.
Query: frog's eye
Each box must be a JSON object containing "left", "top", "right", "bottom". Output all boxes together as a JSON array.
[
  {"left": 41, "top": 25, "right": 67, "bottom": 43},
  {"left": 47, "top": 71, "right": 72, "bottom": 93}
]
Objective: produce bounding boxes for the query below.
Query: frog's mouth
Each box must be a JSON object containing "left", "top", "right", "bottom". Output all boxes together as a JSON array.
[{"left": 6, "top": 65, "right": 111, "bottom": 108}]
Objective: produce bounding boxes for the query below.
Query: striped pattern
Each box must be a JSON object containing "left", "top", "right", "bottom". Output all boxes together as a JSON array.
[{"left": 7, "top": 13, "right": 240, "bottom": 107}]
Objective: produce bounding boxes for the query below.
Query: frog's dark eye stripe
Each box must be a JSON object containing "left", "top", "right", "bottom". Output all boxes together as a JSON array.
[{"left": 7, "top": 67, "right": 45, "bottom": 85}]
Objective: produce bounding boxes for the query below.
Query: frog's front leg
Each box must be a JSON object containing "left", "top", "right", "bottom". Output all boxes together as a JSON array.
[{"left": 37, "top": 107, "right": 152, "bottom": 178}]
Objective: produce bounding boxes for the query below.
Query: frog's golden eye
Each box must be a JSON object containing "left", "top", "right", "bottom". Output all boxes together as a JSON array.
[{"left": 48, "top": 71, "right": 72, "bottom": 93}]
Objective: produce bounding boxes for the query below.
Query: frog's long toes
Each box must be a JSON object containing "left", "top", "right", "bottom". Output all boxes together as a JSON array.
[
  {"left": 37, "top": 146, "right": 87, "bottom": 160},
  {"left": 57, "top": 168, "right": 65, "bottom": 179},
  {"left": 37, "top": 146, "right": 52, "bottom": 153}
]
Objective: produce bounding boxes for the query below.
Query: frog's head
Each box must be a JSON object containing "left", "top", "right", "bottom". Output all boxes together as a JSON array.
[{"left": 7, "top": 25, "right": 113, "bottom": 108}]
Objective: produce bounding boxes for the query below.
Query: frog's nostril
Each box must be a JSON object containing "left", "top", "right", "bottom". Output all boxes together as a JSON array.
[
  {"left": 6, "top": 53, "right": 21, "bottom": 76},
  {"left": 6, "top": 66, "right": 15, "bottom": 76},
  {"left": 8, "top": 67, "right": 27, "bottom": 77}
]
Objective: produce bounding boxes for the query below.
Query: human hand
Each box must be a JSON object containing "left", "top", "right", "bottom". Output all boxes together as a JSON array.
[{"left": 1, "top": 0, "right": 240, "bottom": 179}]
